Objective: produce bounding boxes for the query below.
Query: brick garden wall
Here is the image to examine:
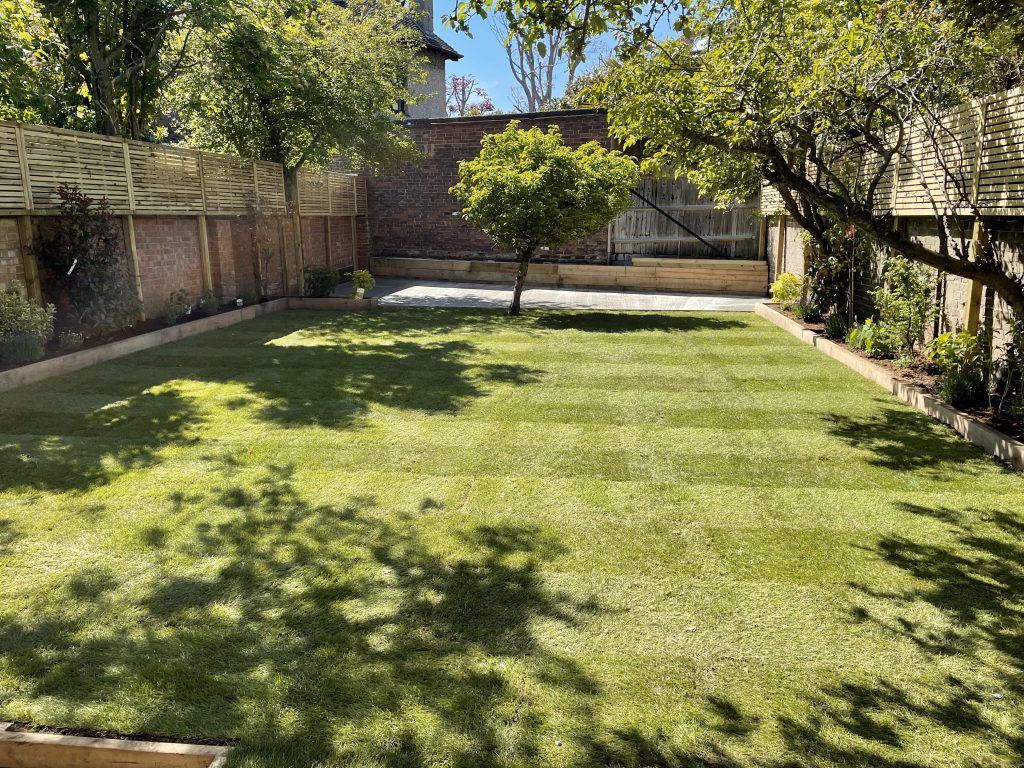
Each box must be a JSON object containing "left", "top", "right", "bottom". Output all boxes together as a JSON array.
[
  {"left": 0, "top": 211, "right": 368, "bottom": 316},
  {"left": 365, "top": 109, "right": 613, "bottom": 263}
]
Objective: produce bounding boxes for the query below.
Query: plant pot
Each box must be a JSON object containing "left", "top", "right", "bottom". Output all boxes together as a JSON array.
[{"left": 355, "top": 287, "right": 365, "bottom": 299}]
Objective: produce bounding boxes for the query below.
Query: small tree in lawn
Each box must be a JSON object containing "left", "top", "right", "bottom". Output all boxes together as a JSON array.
[{"left": 450, "top": 121, "right": 638, "bottom": 315}]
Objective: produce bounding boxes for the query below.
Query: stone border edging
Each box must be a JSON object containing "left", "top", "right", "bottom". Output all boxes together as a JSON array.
[
  {"left": 0, "top": 299, "right": 288, "bottom": 394},
  {"left": 755, "top": 302, "right": 1024, "bottom": 472}
]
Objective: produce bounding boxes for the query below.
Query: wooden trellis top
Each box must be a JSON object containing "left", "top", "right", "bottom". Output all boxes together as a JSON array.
[{"left": 0, "top": 120, "right": 366, "bottom": 217}]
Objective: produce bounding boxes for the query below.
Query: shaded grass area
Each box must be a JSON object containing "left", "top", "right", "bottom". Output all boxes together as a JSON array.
[{"left": 1, "top": 307, "right": 1023, "bottom": 767}]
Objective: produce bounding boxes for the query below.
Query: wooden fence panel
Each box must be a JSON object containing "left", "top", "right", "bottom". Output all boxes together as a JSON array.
[
  {"left": 255, "top": 161, "right": 287, "bottom": 212},
  {"left": 297, "top": 168, "right": 330, "bottom": 215},
  {"left": 23, "top": 125, "right": 132, "bottom": 212},
  {"left": 0, "top": 124, "right": 25, "bottom": 210},
  {"left": 615, "top": 175, "right": 759, "bottom": 258},
  {"left": 128, "top": 142, "right": 205, "bottom": 214},
  {"left": 203, "top": 153, "right": 257, "bottom": 214}
]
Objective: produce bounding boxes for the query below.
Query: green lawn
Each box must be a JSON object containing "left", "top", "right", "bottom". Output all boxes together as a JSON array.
[{"left": 1, "top": 308, "right": 1023, "bottom": 768}]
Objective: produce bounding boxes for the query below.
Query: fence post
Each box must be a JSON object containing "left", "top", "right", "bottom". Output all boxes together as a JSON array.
[
  {"left": 774, "top": 215, "right": 787, "bottom": 277},
  {"left": 196, "top": 153, "right": 214, "bottom": 293},
  {"left": 15, "top": 216, "right": 41, "bottom": 303},
  {"left": 964, "top": 219, "right": 987, "bottom": 333}
]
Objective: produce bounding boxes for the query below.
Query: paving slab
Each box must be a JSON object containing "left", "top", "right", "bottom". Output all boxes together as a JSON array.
[{"left": 365, "top": 279, "right": 765, "bottom": 312}]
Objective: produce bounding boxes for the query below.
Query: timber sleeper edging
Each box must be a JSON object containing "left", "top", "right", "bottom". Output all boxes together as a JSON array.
[
  {"left": 755, "top": 302, "right": 1024, "bottom": 472},
  {"left": 0, "top": 722, "right": 231, "bottom": 768}
]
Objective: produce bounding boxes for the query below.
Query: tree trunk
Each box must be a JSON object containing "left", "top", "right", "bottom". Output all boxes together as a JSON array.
[{"left": 508, "top": 248, "right": 534, "bottom": 316}]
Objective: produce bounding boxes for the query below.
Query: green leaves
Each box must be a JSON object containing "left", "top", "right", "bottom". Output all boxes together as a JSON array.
[
  {"left": 168, "top": 0, "right": 419, "bottom": 170},
  {"left": 450, "top": 120, "right": 639, "bottom": 254}
]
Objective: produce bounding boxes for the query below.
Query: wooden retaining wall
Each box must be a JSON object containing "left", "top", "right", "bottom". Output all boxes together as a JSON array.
[{"left": 371, "top": 256, "right": 769, "bottom": 296}]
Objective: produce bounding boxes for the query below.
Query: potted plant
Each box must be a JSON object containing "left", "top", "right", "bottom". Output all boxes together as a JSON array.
[{"left": 352, "top": 270, "right": 375, "bottom": 299}]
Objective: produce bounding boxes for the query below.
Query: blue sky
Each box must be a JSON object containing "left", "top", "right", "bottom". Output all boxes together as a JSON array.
[{"left": 431, "top": 5, "right": 599, "bottom": 112}]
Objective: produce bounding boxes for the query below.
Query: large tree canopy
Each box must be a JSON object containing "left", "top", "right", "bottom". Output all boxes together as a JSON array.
[
  {"left": 447, "top": 0, "right": 1024, "bottom": 316},
  {"left": 170, "top": 0, "right": 419, "bottom": 172}
]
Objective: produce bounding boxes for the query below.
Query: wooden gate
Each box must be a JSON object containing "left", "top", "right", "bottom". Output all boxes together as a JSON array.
[{"left": 613, "top": 175, "right": 760, "bottom": 258}]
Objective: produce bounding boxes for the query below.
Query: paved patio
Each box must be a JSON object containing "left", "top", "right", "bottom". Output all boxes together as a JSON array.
[{"left": 363, "top": 279, "right": 765, "bottom": 311}]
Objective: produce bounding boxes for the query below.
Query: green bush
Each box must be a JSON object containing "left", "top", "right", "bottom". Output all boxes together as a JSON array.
[
  {"left": 0, "top": 332, "right": 46, "bottom": 365},
  {"left": 848, "top": 318, "right": 892, "bottom": 358},
  {"left": 58, "top": 331, "right": 85, "bottom": 351},
  {"left": 0, "top": 283, "right": 54, "bottom": 365},
  {"left": 995, "top": 319, "right": 1024, "bottom": 420},
  {"left": 793, "top": 299, "right": 821, "bottom": 323},
  {"left": 927, "top": 331, "right": 986, "bottom": 407},
  {"left": 770, "top": 272, "right": 803, "bottom": 311},
  {"left": 304, "top": 265, "right": 340, "bottom": 298},
  {"left": 160, "top": 289, "right": 192, "bottom": 326},
  {"left": 33, "top": 185, "right": 141, "bottom": 338},
  {"left": 823, "top": 312, "right": 850, "bottom": 340},
  {"left": 199, "top": 290, "right": 221, "bottom": 315},
  {"left": 238, "top": 289, "right": 259, "bottom": 307},
  {"left": 352, "top": 269, "right": 375, "bottom": 293},
  {"left": 871, "top": 256, "right": 935, "bottom": 357}
]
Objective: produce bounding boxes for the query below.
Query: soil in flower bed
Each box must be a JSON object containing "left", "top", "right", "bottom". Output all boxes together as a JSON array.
[{"left": 773, "top": 304, "right": 1024, "bottom": 441}]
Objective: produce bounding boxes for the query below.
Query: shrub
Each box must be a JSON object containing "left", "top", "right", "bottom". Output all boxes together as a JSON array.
[
  {"left": 823, "top": 312, "right": 850, "bottom": 340},
  {"left": 160, "top": 289, "right": 192, "bottom": 326},
  {"left": 848, "top": 318, "right": 892, "bottom": 358},
  {"left": 33, "top": 185, "right": 141, "bottom": 338},
  {"left": 793, "top": 299, "right": 821, "bottom": 323},
  {"left": 770, "top": 272, "right": 803, "bottom": 311},
  {"left": 871, "top": 256, "right": 935, "bottom": 357},
  {"left": 995, "top": 319, "right": 1024, "bottom": 420},
  {"left": 927, "top": 331, "right": 986, "bottom": 407},
  {"left": 238, "top": 289, "right": 259, "bottom": 307},
  {"left": 58, "top": 331, "right": 85, "bottom": 351},
  {"left": 304, "top": 265, "right": 340, "bottom": 298},
  {"left": 352, "top": 269, "right": 375, "bottom": 292},
  {"left": 0, "top": 283, "right": 54, "bottom": 365},
  {"left": 199, "top": 290, "right": 221, "bottom": 315},
  {"left": 0, "top": 332, "right": 46, "bottom": 365}
]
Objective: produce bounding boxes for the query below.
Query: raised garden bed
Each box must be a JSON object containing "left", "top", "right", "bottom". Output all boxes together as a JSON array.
[
  {"left": 756, "top": 302, "right": 1024, "bottom": 471},
  {"left": 0, "top": 722, "right": 230, "bottom": 767}
]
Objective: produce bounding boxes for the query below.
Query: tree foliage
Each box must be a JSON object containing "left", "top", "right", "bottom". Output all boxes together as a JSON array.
[
  {"left": 451, "top": 121, "right": 638, "bottom": 314},
  {"left": 170, "top": 0, "right": 419, "bottom": 171},
  {"left": 448, "top": 0, "right": 1024, "bottom": 317},
  {"left": 446, "top": 74, "right": 495, "bottom": 116}
]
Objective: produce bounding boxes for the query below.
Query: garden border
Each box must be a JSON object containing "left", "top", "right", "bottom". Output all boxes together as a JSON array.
[
  {"left": 0, "top": 300, "right": 289, "bottom": 394},
  {"left": 0, "top": 722, "right": 230, "bottom": 767},
  {"left": 755, "top": 302, "right": 1024, "bottom": 472}
]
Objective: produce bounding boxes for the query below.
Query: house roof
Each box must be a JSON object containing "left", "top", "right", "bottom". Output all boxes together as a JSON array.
[{"left": 404, "top": 17, "right": 463, "bottom": 60}]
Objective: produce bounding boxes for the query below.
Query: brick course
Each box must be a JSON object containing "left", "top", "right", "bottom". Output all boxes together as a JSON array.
[
  {"left": 134, "top": 216, "right": 204, "bottom": 314},
  {"left": 0, "top": 219, "right": 24, "bottom": 291},
  {"left": 364, "top": 110, "right": 613, "bottom": 263}
]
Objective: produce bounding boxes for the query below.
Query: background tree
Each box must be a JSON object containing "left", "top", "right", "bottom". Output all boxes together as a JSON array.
[
  {"left": 170, "top": 0, "right": 419, "bottom": 173},
  {"left": 446, "top": 74, "right": 495, "bottom": 116},
  {"left": 18, "top": 0, "right": 223, "bottom": 138},
  {"left": 451, "top": 121, "right": 638, "bottom": 315},
  {"left": 491, "top": 16, "right": 596, "bottom": 111},
  {"left": 449, "top": 0, "right": 1024, "bottom": 317}
]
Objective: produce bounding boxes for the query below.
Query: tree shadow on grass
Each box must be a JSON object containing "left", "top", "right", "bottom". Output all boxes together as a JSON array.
[
  {"left": 0, "top": 460, "right": 602, "bottom": 766},
  {"left": 531, "top": 312, "right": 749, "bottom": 334},
  {"left": 0, "top": 388, "right": 202, "bottom": 493},
  {"left": 823, "top": 402, "right": 1012, "bottom": 475}
]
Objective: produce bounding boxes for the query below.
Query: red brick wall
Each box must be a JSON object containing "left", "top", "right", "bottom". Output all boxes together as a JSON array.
[
  {"left": 0, "top": 219, "right": 24, "bottom": 291},
  {"left": 365, "top": 109, "right": 612, "bottom": 263},
  {"left": 133, "top": 217, "right": 204, "bottom": 314},
  {"left": 301, "top": 217, "right": 329, "bottom": 267}
]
